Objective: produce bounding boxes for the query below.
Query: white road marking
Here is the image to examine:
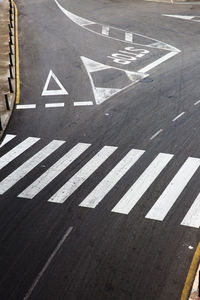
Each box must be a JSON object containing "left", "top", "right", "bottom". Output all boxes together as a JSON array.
[
  {"left": 55, "top": 0, "right": 95, "bottom": 26},
  {"left": 94, "top": 87, "right": 121, "bottom": 104},
  {"left": 181, "top": 193, "right": 200, "bottom": 228},
  {"left": 108, "top": 47, "right": 150, "bottom": 66},
  {"left": 54, "top": 1, "right": 181, "bottom": 105},
  {"left": 112, "top": 153, "right": 173, "bottom": 214},
  {"left": 194, "top": 100, "right": 200, "bottom": 106},
  {"left": 74, "top": 101, "right": 93, "bottom": 106},
  {"left": 125, "top": 32, "right": 133, "bottom": 42},
  {"left": 18, "top": 143, "right": 91, "bottom": 199},
  {"left": 102, "top": 25, "right": 109, "bottom": 36},
  {"left": 150, "top": 129, "right": 163, "bottom": 140},
  {"left": 42, "top": 70, "right": 68, "bottom": 96},
  {"left": 0, "top": 140, "right": 65, "bottom": 195},
  {"left": 79, "top": 56, "right": 111, "bottom": 73},
  {"left": 146, "top": 157, "right": 200, "bottom": 221},
  {"left": 79, "top": 149, "right": 145, "bottom": 208},
  {"left": 54, "top": 0, "right": 181, "bottom": 93},
  {"left": 0, "top": 134, "right": 16, "bottom": 148},
  {"left": 147, "top": 41, "right": 176, "bottom": 52},
  {"left": 16, "top": 104, "right": 36, "bottom": 109},
  {"left": 23, "top": 226, "right": 73, "bottom": 300},
  {"left": 172, "top": 112, "right": 185, "bottom": 122},
  {"left": 138, "top": 52, "right": 178, "bottom": 74},
  {"left": 81, "top": 56, "right": 147, "bottom": 104},
  {"left": 55, "top": 0, "right": 180, "bottom": 52},
  {"left": 2, "top": 134, "right": 200, "bottom": 229},
  {"left": 162, "top": 14, "right": 196, "bottom": 21},
  {"left": 45, "top": 103, "right": 65, "bottom": 108},
  {"left": 48, "top": 146, "right": 117, "bottom": 204},
  {"left": 0, "top": 137, "right": 40, "bottom": 169}
]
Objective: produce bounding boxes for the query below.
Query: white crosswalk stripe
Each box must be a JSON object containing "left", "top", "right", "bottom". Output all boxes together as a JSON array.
[
  {"left": 48, "top": 146, "right": 117, "bottom": 204},
  {"left": 0, "top": 140, "right": 65, "bottom": 195},
  {"left": 0, "top": 137, "right": 40, "bottom": 170},
  {"left": 1, "top": 135, "right": 200, "bottom": 228},
  {"left": 18, "top": 143, "right": 91, "bottom": 199},
  {"left": 79, "top": 149, "right": 145, "bottom": 208},
  {"left": 181, "top": 193, "right": 200, "bottom": 228},
  {"left": 0, "top": 134, "right": 16, "bottom": 148},
  {"left": 146, "top": 157, "right": 200, "bottom": 221},
  {"left": 112, "top": 153, "right": 174, "bottom": 214}
]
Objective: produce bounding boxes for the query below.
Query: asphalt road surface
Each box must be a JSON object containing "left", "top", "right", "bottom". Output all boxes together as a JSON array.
[{"left": 1, "top": 0, "right": 200, "bottom": 299}]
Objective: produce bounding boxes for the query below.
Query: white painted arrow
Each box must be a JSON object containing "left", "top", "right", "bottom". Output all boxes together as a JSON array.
[{"left": 42, "top": 70, "right": 68, "bottom": 96}]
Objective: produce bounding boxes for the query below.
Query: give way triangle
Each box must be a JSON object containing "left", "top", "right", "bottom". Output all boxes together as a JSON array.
[
  {"left": 81, "top": 56, "right": 147, "bottom": 105},
  {"left": 42, "top": 70, "right": 68, "bottom": 96}
]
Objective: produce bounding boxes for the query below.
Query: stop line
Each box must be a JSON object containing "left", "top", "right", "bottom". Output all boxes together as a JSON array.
[{"left": 0, "top": 134, "right": 200, "bottom": 228}]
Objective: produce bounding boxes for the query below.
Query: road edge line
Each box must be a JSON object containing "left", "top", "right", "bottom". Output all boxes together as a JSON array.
[
  {"left": 181, "top": 242, "right": 200, "bottom": 300},
  {"left": 12, "top": 0, "right": 20, "bottom": 104}
]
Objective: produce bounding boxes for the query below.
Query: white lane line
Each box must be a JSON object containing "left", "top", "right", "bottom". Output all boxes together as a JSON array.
[
  {"left": 0, "top": 134, "right": 16, "bottom": 148},
  {"left": 162, "top": 14, "right": 196, "bottom": 21},
  {"left": 74, "top": 101, "right": 93, "bottom": 106},
  {"left": 138, "top": 52, "right": 178, "bottom": 74},
  {"left": 16, "top": 104, "right": 36, "bottom": 109},
  {"left": 194, "top": 100, "right": 200, "bottom": 106},
  {"left": 79, "top": 149, "right": 145, "bottom": 208},
  {"left": 45, "top": 103, "right": 65, "bottom": 108},
  {"left": 172, "top": 112, "right": 185, "bottom": 122},
  {"left": 112, "top": 153, "right": 173, "bottom": 215},
  {"left": 125, "top": 32, "right": 133, "bottom": 42},
  {"left": 150, "top": 129, "right": 163, "bottom": 140},
  {"left": 102, "top": 25, "right": 109, "bottom": 36},
  {"left": 23, "top": 226, "right": 73, "bottom": 300},
  {"left": 0, "top": 140, "right": 65, "bottom": 195},
  {"left": 181, "top": 193, "right": 200, "bottom": 228},
  {"left": 146, "top": 157, "right": 200, "bottom": 221},
  {"left": 48, "top": 146, "right": 117, "bottom": 204},
  {"left": 19, "top": 143, "right": 91, "bottom": 199},
  {"left": 0, "top": 137, "right": 40, "bottom": 170}
]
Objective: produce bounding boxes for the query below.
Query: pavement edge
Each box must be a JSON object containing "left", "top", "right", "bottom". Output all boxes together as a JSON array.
[
  {"left": 181, "top": 242, "right": 200, "bottom": 300},
  {"left": 0, "top": 0, "right": 20, "bottom": 142},
  {"left": 12, "top": 0, "right": 20, "bottom": 104}
]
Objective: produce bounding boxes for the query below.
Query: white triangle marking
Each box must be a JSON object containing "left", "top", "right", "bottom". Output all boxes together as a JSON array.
[
  {"left": 42, "top": 70, "right": 68, "bottom": 96},
  {"left": 94, "top": 87, "right": 121, "bottom": 105},
  {"left": 81, "top": 57, "right": 111, "bottom": 73},
  {"left": 81, "top": 56, "right": 147, "bottom": 105}
]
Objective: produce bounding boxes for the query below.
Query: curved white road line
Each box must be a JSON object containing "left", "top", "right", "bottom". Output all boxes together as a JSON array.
[{"left": 55, "top": 0, "right": 180, "bottom": 53}]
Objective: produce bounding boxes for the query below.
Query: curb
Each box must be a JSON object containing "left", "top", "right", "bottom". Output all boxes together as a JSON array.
[
  {"left": 181, "top": 243, "right": 200, "bottom": 300},
  {"left": 189, "top": 264, "right": 200, "bottom": 300},
  {"left": 12, "top": 0, "right": 20, "bottom": 104},
  {"left": 0, "top": 0, "right": 19, "bottom": 141}
]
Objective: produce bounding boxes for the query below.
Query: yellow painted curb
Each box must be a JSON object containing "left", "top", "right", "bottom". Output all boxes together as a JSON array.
[
  {"left": 181, "top": 242, "right": 200, "bottom": 300},
  {"left": 12, "top": 0, "right": 20, "bottom": 104}
]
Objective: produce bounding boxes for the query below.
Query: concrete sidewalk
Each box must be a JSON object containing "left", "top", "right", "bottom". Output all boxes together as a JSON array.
[{"left": 0, "top": 0, "right": 15, "bottom": 140}]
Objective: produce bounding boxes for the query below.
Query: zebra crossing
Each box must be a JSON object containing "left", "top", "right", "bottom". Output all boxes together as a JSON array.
[{"left": 0, "top": 134, "right": 200, "bottom": 228}]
